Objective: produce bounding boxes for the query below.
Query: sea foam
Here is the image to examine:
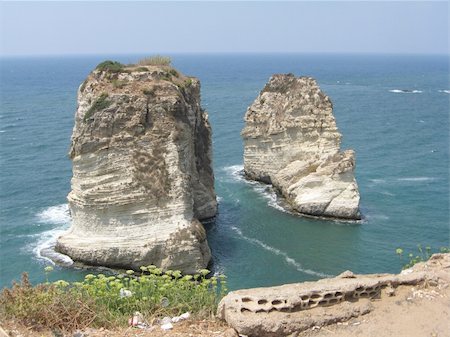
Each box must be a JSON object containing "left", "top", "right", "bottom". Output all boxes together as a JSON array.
[
  {"left": 230, "top": 226, "right": 330, "bottom": 278},
  {"left": 34, "top": 204, "right": 73, "bottom": 266},
  {"left": 389, "top": 89, "right": 422, "bottom": 94},
  {"left": 222, "top": 165, "right": 289, "bottom": 213}
]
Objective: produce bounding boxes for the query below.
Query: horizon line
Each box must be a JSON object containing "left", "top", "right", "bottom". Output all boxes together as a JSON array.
[{"left": 1, "top": 51, "right": 449, "bottom": 58}]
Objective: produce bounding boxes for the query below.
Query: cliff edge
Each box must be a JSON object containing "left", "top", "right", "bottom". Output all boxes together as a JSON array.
[
  {"left": 242, "top": 74, "right": 360, "bottom": 220},
  {"left": 56, "top": 60, "right": 217, "bottom": 273},
  {"left": 218, "top": 253, "right": 450, "bottom": 337}
]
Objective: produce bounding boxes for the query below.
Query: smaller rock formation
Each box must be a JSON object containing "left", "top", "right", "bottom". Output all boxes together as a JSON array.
[
  {"left": 218, "top": 253, "right": 450, "bottom": 337},
  {"left": 56, "top": 60, "right": 217, "bottom": 273},
  {"left": 242, "top": 74, "right": 360, "bottom": 219}
]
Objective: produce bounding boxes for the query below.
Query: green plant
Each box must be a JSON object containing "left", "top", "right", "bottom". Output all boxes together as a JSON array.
[
  {"left": 137, "top": 55, "right": 171, "bottom": 66},
  {"left": 95, "top": 60, "right": 125, "bottom": 73},
  {"left": 112, "top": 79, "right": 127, "bottom": 89},
  {"left": 169, "top": 69, "right": 179, "bottom": 77},
  {"left": 80, "top": 79, "right": 88, "bottom": 93},
  {"left": 396, "top": 245, "right": 449, "bottom": 269},
  {"left": 135, "top": 66, "right": 149, "bottom": 72},
  {"left": 84, "top": 93, "right": 111, "bottom": 122},
  {"left": 0, "top": 267, "right": 227, "bottom": 332}
]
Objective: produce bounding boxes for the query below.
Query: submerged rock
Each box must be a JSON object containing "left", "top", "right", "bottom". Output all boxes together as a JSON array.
[
  {"left": 242, "top": 74, "right": 360, "bottom": 220},
  {"left": 56, "top": 61, "right": 217, "bottom": 273}
]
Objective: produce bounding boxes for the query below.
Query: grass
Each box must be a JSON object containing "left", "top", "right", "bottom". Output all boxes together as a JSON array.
[
  {"left": 137, "top": 55, "right": 171, "bottom": 66},
  {"left": 396, "top": 245, "right": 449, "bottom": 269},
  {"left": 84, "top": 93, "right": 111, "bottom": 122},
  {"left": 0, "top": 267, "right": 227, "bottom": 333}
]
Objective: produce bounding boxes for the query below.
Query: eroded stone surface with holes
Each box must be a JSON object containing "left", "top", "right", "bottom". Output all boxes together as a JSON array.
[
  {"left": 55, "top": 63, "right": 217, "bottom": 273},
  {"left": 218, "top": 253, "right": 450, "bottom": 337},
  {"left": 242, "top": 74, "right": 360, "bottom": 220}
]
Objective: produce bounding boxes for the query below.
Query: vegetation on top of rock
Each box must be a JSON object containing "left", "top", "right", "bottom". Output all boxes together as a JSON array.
[
  {"left": 138, "top": 55, "right": 172, "bottom": 66},
  {"left": 84, "top": 93, "right": 111, "bottom": 122},
  {"left": 95, "top": 60, "right": 125, "bottom": 73},
  {"left": 0, "top": 267, "right": 227, "bottom": 332}
]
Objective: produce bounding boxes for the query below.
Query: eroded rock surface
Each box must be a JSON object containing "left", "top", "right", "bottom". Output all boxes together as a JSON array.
[
  {"left": 242, "top": 74, "right": 360, "bottom": 219},
  {"left": 56, "top": 61, "right": 217, "bottom": 273},
  {"left": 218, "top": 253, "right": 450, "bottom": 337}
]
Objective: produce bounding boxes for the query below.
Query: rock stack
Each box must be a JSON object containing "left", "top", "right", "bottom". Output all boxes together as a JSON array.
[
  {"left": 242, "top": 74, "right": 360, "bottom": 219},
  {"left": 56, "top": 61, "right": 217, "bottom": 273}
]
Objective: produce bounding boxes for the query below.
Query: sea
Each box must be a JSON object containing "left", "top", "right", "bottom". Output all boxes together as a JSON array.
[{"left": 0, "top": 54, "right": 449, "bottom": 291}]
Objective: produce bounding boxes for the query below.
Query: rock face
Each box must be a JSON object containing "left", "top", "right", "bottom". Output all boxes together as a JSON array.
[
  {"left": 56, "top": 61, "right": 217, "bottom": 273},
  {"left": 242, "top": 74, "right": 360, "bottom": 219},
  {"left": 218, "top": 253, "right": 450, "bottom": 337}
]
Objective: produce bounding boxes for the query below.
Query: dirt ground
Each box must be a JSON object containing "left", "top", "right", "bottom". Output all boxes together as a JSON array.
[
  {"left": 2, "top": 281, "right": 449, "bottom": 337},
  {"left": 299, "top": 282, "right": 450, "bottom": 337}
]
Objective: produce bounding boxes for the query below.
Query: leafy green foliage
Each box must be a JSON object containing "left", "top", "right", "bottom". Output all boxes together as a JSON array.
[
  {"left": 135, "top": 66, "right": 149, "bottom": 72},
  {"left": 95, "top": 60, "right": 125, "bottom": 73},
  {"left": 396, "top": 245, "right": 449, "bottom": 269},
  {"left": 169, "top": 69, "right": 179, "bottom": 77},
  {"left": 84, "top": 93, "right": 110, "bottom": 122},
  {"left": 0, "top": 267, "right": 227, "bottom": 332}
]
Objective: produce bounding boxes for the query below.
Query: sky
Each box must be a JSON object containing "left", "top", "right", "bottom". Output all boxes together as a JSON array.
[{"left": 0, "top": 1, "right": 448, "bottom": 56}]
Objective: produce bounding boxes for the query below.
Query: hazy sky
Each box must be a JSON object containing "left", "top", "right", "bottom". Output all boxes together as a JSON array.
[{"left": 0, "top": 1, "right": 448, "bottom": 56}]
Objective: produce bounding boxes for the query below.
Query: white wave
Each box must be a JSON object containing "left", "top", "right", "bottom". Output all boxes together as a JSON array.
[
  {"left": 397, "top": 177, "right": 436, "bottom": 182},
  {"left": 222, "top": 165, "right": 290, "bottom": 213},
  {"left": 230, "top": 226, "right": 330, "bottom": 278},
  {"left": 33, "top": 204, "right": 73, "bottom": 266},
  {"left": 37, "top": 204, "right": 71, "bottom": 224},
  {"left": 216, "top": 196, "right": 223, "bottom": 203},
  {"left": 379, "top": 191, "right": 395, "bottom": 196},
  {"left": 365, "top": 213, "right": 389, "bottom": 221},
  {"left": 222, "top": 164, "right": 245, "bottom": 182},
  {"left": 251, "top": 184, "right": 290, "bottom": 213},
  {"left": 389, "top": 89, "right": 422, "bottom": 94},
  {"left": 369, "top": 178, "right": 386, "bottom": 184},
  {"left": 438, "top": 90, "right": 450, "bottom": 94},
  {"left": 0, "top": 130, "right": 5, "bottom": 133}
]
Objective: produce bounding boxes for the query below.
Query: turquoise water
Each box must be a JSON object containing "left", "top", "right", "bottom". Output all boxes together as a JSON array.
[{"left": 1, "top": 54, "right": 449, "bottom": 290}]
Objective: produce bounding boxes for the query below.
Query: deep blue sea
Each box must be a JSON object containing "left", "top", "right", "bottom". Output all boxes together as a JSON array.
[{"left": 0, "top": 54, "right": 449, "bottom": 290}]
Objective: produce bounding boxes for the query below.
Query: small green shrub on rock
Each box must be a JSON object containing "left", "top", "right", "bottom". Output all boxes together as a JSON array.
[
  {"left": 396, "top": 245, "right": 449, "bottom": 269},
  {"left": 84, "top": 93, "right": 110, "bottom": 122},
  {"left": 95, "top": 60, "right": 125, "bottom": 73},
  {"left": 0, "top": 267, "right": 227, "bottom": 332}
]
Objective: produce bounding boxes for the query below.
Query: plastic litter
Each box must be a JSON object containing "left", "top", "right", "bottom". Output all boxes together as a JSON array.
[
  {"left": 120, "top": 288, "right": 132, "bottom": 298},
  {"left": 128, "top": 311, "right": 144, "bottom": 326},
  {"left": 161, "top": 322, "right": 173, "bottom": 330},
  {"left": 172, "top": 312, "right": 190, "bottom": 323}
]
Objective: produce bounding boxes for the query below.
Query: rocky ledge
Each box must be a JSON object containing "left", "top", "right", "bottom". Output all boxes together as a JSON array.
[
  {"left": 242, "top": 74, "right": 360, "bottom": 220},
  {"left": 56, "top": 60, "right": 217, "bottom": 273},
  {"left": 218, "top": 253, "right": 450, "bottom": 337}
]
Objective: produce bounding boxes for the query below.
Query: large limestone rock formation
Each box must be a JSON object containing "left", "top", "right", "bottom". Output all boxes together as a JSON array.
[
  {"left": 218, "top": 253, "right": 450, "bottom": 337},
  {"left": 56, "top": 61, "right": 217, "bottom": 273},
  {"left": 242, "top": 74, "right": 360, "bottom": 220}
]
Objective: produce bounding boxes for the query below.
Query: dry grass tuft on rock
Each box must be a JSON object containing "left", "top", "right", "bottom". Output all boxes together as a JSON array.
[{"left": 138, "top": 55, "right": 172, "bottom": 66}]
